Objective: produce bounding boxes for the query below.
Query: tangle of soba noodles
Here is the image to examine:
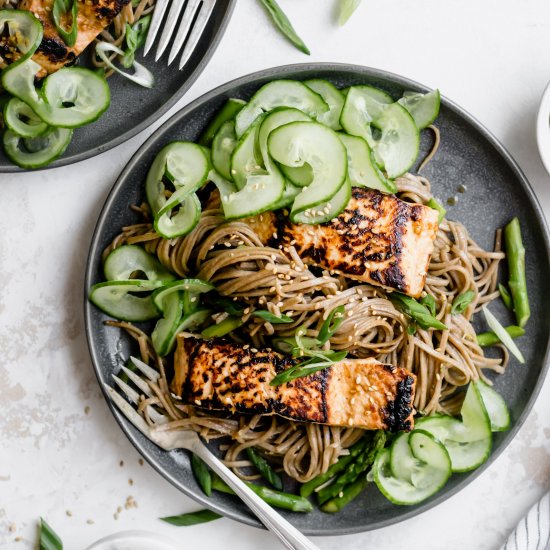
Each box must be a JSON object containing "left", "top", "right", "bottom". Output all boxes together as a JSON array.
[
  {"left": 103, "top": 172, "right": 507, "bottom": 483},
  {"left": 0, "top": 0, "right": 156, "bottom": 74}
]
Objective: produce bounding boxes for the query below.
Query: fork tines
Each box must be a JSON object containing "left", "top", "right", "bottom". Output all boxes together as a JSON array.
[{"left": 144, "top": 0, "right": 217, "bottom": 70}]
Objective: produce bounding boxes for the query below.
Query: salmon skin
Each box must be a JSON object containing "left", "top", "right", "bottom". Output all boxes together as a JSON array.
[
  {"left": 171, "top": 335, "right": 416, "bottom": 432},
  {"left": 246, "top": 187, "right": 439, "bottom": 298},
  {"left": 19, "top": 0, "right": 130, "bottom": 76}
]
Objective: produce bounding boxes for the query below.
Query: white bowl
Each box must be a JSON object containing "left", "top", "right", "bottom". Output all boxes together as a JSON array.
[
  {"left": 85, "top": 530, "right": 180, "bottom": 550},
  {"left": 536, "top": 80, "right": 550, "bottom": 176}
]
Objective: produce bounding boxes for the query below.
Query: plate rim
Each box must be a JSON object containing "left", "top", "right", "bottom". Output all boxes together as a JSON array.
[
  {"left": 0, "top": 0, "right": 236, "bottom": 174},
  {"left": 84, "top": 61, "right": 550, "bottom": 535}
]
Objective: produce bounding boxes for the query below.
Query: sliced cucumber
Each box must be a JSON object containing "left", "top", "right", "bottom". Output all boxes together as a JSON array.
[
  {"left": 199, "top": 98, "right": 246, "bottom": 146},
  {"left": 103, "top": 245, "right": 176, "bottom": 282},
  {"left": 163, "top": 308, "right": 212, "bottom": 355},
  {"left": 476, "top": 380, "right": 511, "bottom": 432},
  {"left": 211, "top": 120, "right": 238, "bottom": 181},
  {"left": 145, "top": 142, "right": 209, "bottom": 215},
  {"left": 339, "top": 85, "right": 394, "bottom": 146},
  {"left": 398, "top": 90, "right": 441, "bottom": 129},
  {"left": 152, "top": 279, "right": 214, "bottom": 313},
  {"left": 267, "top": 121, "right": 347, "bottom": 222},
  {"left": 338, "top": 133, "right": 396, "bottom": 193},
  {"left": 415, "top": 415, "right": 491, "bottom": 472},
  {"left": 154, "top": 192, "right": 202, "bottom": 239},
  {"left": 0, "top": 10, "right": 44, "bottom": 67},
  {"left": 3, "top": 127, "right": 72, "bottom": 169},
  {"left": 304, "top": 79, "right": 344, "bottom": 130},
  {"left": 291, "top": 175, "right": 351, "bottom": 224},
  {"left": 88, "top": 280, "right": 163, "bottom": 322},
  {"left": 459, "top": 382, "right": 492, "bottom": 442},
  {"left": 4, "top": 98, "right": 49, "bottom": 138},
  {"left": 152, "top": 291, "right": 185, "bottom": 357},
  {"left": 372, "top": 102, "right": 420, "bottom": 178},
  {"left": 235, "top": 80, "right": 329, "bottom": 138},
  {"left": 389, "top": 431, "right": 418, "bottom": 483},
  {"left": 257, "top": 107, "right": 312, "bottom": 187},
  {"left": 209, "top": 167, "right": 284, "bottom": 220},
  {"left": 373, "top": 430, "right": 451, "bottom": 506},
  {"left": 269, "top": 181, "right": 302, "bottom": 210},
  {"left": 230, "top": 115, "right": 266, "bottom": 190}
]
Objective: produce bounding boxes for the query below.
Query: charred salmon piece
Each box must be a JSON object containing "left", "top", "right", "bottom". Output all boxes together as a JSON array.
[
  {"left": 19, "top": 0, "right": 129, "bottom": 76},
  {"left": 171, "top": 335, "right": 416, "bottom": 431},
  {"left": 243, "top": 187, "right": 439, "bottom": 298}
]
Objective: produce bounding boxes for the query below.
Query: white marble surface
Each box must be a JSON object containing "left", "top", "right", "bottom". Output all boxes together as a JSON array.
[{"left": 1, "top": 0, "right": 550, "bottom": 548}]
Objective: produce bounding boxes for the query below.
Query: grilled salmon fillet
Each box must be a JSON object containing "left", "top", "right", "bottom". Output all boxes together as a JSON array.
[
  {"left": 245, "top": 187, "right": 439, "bottom": 298},
  {"left": 19, "top": 0, "right": 129, "bottom": 76},
  {"left": 171, "top": 336, "right": 416, "bottom": 431}
]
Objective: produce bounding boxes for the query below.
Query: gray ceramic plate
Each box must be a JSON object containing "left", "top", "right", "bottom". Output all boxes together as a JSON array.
[
  {"left": 0, "top": 1, "right": 235, "bottom": 173},
  {"left": 84, "top": 63, "right": 550, "bottom": 535}
]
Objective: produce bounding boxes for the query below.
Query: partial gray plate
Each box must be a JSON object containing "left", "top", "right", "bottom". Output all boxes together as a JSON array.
[
  {"left": 0, "top": 1, "right": 235, "bottom": 173},
  {"left": 84, "top": 63, "right": 550, "bottom": 535}
]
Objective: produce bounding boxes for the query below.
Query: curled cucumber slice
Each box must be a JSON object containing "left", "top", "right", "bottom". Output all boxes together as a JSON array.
[
  {"left": 3, "top": 98, "right": 49, "bottom": 138},
  {"left": 374, "top": 430, "right": 451, "bottom": 505},
  {"left": 398, "top": 90, "right": 441, "bottom": 129},
  {"left": 304, "top": 79, "right": 344, "bottom": 131},
  {"left": 2, "top": 60, "right": 110, "bottom": 128},
  {"left": 152, "top": 279, "right": 214, "bottom": 313},
  {"left": 199, "top": 97, "right": 246, "bottom": 146},
  {"left": 152, "top": 291, "right": 185, "bottom": 357},
  {"left": 267, "top": 121, "right": 348, "bottom": 222},
  {"left": 89, "top": 280, "right": 163, "bottom": 322},
  {"left": 3, "top": 127, "right": 72, "bottom": 169},
  {"left": 0, "top": 9, "right": 44, "bottom": 66},
  {"left": 235, "top": 80, "right": 329, "bottom": 138},
  {"left": 154, "top": 192, "right": 202, "bottom": 239},
  {"left": 103, "top": 245, "right": 176, "bottom": 283},
  {"left": 476, "top": 380, "right": 511, "bottom": 432},
  {"left": 230, "top": 115, "right": 266, "bottom": 190},
  {"left": 211, "top": 120, "right": 238, "bottom": 181}
]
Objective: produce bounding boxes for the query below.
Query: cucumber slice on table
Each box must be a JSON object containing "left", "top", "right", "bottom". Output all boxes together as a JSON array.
[
  {"left": 372, "top": 102, "right": 420, "bottom": 178},
  {"left": 304, "top": 79, "right": 345, "bottom": 130},
  {"left": 145, "top": 141, "right": 210, "bottom": 215},
  {"left": 199, "top": 98, "right": 246, "bottom": 146},
  {"left": 3, "top": 127, "right": 72, "bottom": 169},
  {"left": 103, "top": 245, "right": 176, "bottom": 282},
  {"left": 340, "top": 85, "right": 394, "bottom": 146},
  {"left": 230, "top": 115, "right": 266, "bottom": 190},
  {"left": 374, "top": 430, "right": 451, "bottom": 505},
  {"left": 257, "top": 107, "right": 312, "bottom": 187},
  {"left": 398, "top": 90, "right": 441, "bottom": 129},
  {"left": 267, "top": 121, "right": 348, "bottom": 222},
  {"left": 476, "top": 380, "right": 511, "bottom": 432},
  {"left": 338, "top": 133, "right": 397, "bottom": 193},
  {"left": 211, "top": 120, "right": 238, "bottom": 181},
  {"left": 89, "top": 280, "right": 163, "bottom": 322},
  {"left": 2, "top": 60, "right": 110, "bottom": 128},
  {"left": 235, "top": 80, "right": 329, "bottom": 138},
  {"left": 152, "top": 291, "right": 185, "bottom": 357},
  {"left": 152, "top": 279, "right": 214, "bottom": 313},
  {"left": 4, "top": 98, "right": 49, "bottom": 138}
]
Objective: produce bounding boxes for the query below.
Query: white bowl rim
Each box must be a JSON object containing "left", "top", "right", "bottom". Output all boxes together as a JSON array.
[
  {"left": 85, "top": 529, "right": 179, "bottom": 550},
  {"left": 536, "top": 80, "right": 550, "bottom": 176}
]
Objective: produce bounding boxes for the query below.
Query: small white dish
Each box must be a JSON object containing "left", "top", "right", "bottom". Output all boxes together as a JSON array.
[
  {"left": 536, "top": 80, "right": 550, "bottom": 176},
  {"left": 85, "top": 530, "right": 180, "bottom": 550}
]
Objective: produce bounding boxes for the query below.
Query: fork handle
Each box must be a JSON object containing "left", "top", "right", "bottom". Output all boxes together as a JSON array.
[{"left": 191, "top": 442, "right": 321, "bottom": 550}]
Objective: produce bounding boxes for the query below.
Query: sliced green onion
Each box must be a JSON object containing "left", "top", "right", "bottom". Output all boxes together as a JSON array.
[
  {"left": 204, "top": 294, "right": 246, "bottom": 316},
  {"left": 160, "top": 510, "right": 221, "bottom": 526},
  {"left": 427, "top": 198, "right": 446, "bottom": 223},
  {"left": 252, "top": 310, "right": 293, "bottom": 324},
  {"left": 390, "top": 292, "right": 448, "bottom": 330},
  {"left": 53, "top": 0, "right": 78, "bottom": 47},
  {"left": 450, "top": 290, "right": 475, "bottom": 315},
  {"left": 419, "top": 294, "right": 436, "bottom": 316},
  {"left": 482, "top": 307, "right": 525, "bottom": 363},
  {"left": 95, "top": 41, "right": 154, "bottom": 88},
  {"left": 191, "top": 454, "right": 212, "bottom": 496},
  {"left": 122, "top": 14, "right": 151, "bottom": 68},
  {"left": 39, "top": 517, "right": 63, "bottom": 550},
  {"left": 318, "top": 305, "right": 345, "bottom": 344},
  {"left": 246, "top": 447, "right": 283, "bottom": 490},
  {"left": 201, "top": 316, "right": 243, "bottom": 338},
  {"left": 337, "top": 0, "right": 362, "bottom": 25}
]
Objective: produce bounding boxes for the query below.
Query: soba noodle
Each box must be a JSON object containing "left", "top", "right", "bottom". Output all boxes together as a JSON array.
[{"left": 103, "top": 172, "right": 507, "bottom": 483}]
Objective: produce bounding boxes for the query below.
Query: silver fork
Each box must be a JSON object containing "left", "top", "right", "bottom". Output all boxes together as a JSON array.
[
  {"left": 144, "top": 0, "right": 217, "bottom": 70},
  {"left": 106, "top": 356, "right": 320, "bottom": 550}
]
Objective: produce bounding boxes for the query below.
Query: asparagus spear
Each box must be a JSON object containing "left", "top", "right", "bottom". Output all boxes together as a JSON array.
[
  {"left": 504, "top": 217, "right": 530, "bottom": 327},
  {"left": 317, "top": 431, "right": 386, "bottom": 505},
  {"left": 477, "top": 325, "right": 525, "bottom": 347},
  {"left": 191, "top": 454, "right": 212, "bottom": 496},
  {"left": 246, "top": 447, "right": 283, "bottom": 491},
  {"left": 319, "top": 476, "right": 367, "bottom": 513},
  {"left": 300, "top": 436, "right": 370, "bottom": 498},
  {"left": 211, "top": 474, "right": 313, "bottom": 512}
]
